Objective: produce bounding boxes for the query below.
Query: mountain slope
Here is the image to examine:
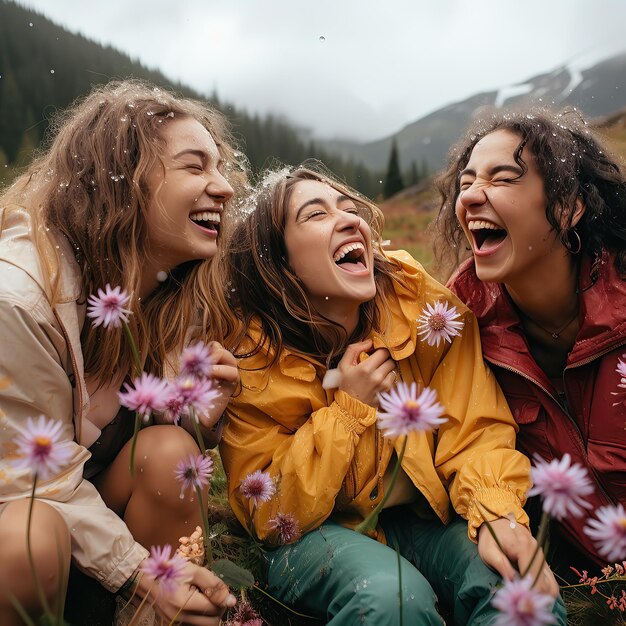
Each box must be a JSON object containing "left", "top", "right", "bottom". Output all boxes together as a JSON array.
[{"left": 324, "top": 51, "right": 626, "bottom": 173}]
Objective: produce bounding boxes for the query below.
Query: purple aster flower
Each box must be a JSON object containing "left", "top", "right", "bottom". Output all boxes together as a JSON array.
[
  {"left": 230, "top": 599, "right": 264, "bottom": 626},
  {"left": 240, "top": 470, "right": 276, "bottom": 507},
  {"left": 175, "top": 453, "right": 214, "bottom": 498},
  {"left": 528, "top": 454, "right": 593, "bottom": 520},
  {"left": 12, "top": 415, "right": 73, "bottom": 480},
  {"left": 491, "top": 577, "right": 556, "bottom": 626},
  {"left": 267, "top": 512, "right": 301, "bottom": 545},
  {"left": 140, "top": 544, "right": 188, "bottom": 596},
  {"left": 86, "top": 284, "right": 131, "bottom": 328},
  {"left": 180, "top": 342, "right": 214, "bottom": 379},
  {"left": 118, "top": 372, "right": 170, "bottom": 420},
  {"left": 167, "top": 376, "right": 220, "bottom": 421},
  {"left": 377, "top": 382, "right": 447, "bottom": 437},
  {"left": 416, "top": 300, "right": 464, "bottom": 347},
  {"left": 584, "top": 504, "right": 626, "bottom": 563}
]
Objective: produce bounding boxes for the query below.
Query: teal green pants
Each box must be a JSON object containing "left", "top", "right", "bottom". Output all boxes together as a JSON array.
[{"left": 266, "top": 510, "right": 567, "bottom": 625}]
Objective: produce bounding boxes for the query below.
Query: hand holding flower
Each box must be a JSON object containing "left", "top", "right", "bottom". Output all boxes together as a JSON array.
[{"left": 478, "top": 518, "right": 560, "bottom": 597}]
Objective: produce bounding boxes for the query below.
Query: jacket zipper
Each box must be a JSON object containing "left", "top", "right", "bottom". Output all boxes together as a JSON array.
[{"left": 486, "top": 354, "right": 620, "bottom": 506}]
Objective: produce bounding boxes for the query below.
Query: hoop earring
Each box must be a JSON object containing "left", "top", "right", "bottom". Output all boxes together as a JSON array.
[{"left": 563, "top": 228, "right": 582, "bottom": 255}]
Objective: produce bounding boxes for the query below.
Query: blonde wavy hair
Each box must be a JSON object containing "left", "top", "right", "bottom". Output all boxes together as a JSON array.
[{"left": 0, "top": 79, "right": 246, "bottom": 382}]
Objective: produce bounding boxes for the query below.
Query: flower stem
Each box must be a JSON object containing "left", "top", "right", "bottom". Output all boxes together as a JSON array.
[
  {"left": 128, "top": 411, "right": 142, "bottom": 477},
  {"left": 189, "top": 407, "right": 207, "bottom": 455},
  {"left": 521, "top": 510, "right": 550, "bottom": 581},
  {"left": 252, "top": 584, "right": 320, "bottom": 619},
  {"left": 355, "top": 436, "right": 407, "bottom": 534},
  {"left": 397, "top": 545, "right": 404, "bottom": 626},
  {"left": 26, "top": 476, "right": 53, "bottom": 620},
  {"left": 194, "top": 484, "right": 213, "bottom": 565},
  {"left": 122, "top": 322, "right": 142, "bottom": 377},
  {"left": 122, "top": 320, "right": 143, "bottom": 477}
]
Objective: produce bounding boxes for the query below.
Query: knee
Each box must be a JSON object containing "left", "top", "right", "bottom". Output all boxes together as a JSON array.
[
  {"left": 135, "top": 425, "right": 200, "bottom": 474},
  {"left": 133, "top": 425, "right": 203, "bottom": 504},
  {"left": 0, "top": 500, "right": 71, "bottom": 594},
  {"left": 329, "top": 563, "right": 444, "bottom": 626}
]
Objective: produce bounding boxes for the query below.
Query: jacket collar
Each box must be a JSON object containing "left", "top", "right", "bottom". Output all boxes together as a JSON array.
[{"left": 451, "top": 251, "right": 626, "bottom": 368}]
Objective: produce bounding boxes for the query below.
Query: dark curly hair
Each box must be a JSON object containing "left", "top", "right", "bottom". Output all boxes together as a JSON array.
[{"left": 434, "top": 108, "right": 626, "bottom": 281}]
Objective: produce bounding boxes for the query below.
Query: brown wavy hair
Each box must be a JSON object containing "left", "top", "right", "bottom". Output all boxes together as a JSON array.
[
  {"left": 221, "top": 163, "right": 404, "bottom": 367},
  {"left": 434, "top": 107, "right": 626, "bottom": 281},
  {"left": 0, "top": 79, "right": 247, "bottom": 382}
]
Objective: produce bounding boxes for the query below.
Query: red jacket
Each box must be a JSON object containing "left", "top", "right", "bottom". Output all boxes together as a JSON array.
[{"left": 449, "top": 251, "right": 626, "bottom": 565}]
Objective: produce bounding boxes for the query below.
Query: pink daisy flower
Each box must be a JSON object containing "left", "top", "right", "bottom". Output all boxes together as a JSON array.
[
  {"left": 377, "top": 382, "right": 447, "bottom": 438},
  {"left": 167, "top": 376, "right": 220, "bottom": 422},
  {"left": 180, "top": 342, "right": 214, "bottom": 379},
  {"left": 491, "top": 577, "right": 556, "bottom": 626},
  {"left": 528, "top": 454, "right": 593, "bottom": 520},
  {"left": 417, "top": 301, "right": 464, "bottom": 347},
  {"left": 584, "top": 504, "right": 626, "bottom": 563},
  {"left": 140, "top": 544, "right": 188, "bottom": 596},
  {"left": 240, "top": 470, "right": 276, "bottom": 507},
  {"left": 86, "top": 284, "right": 131, "bottom": 328},
  {"left": 267, "top": 512, "right": 301, "bottom": 545},
  {"left": 118, "top": 372, "right": 170, "bottom": 420},
  {"left": 175, "top": 453, "right": 214, "bottom": 498},
  {"left": 12, "top": 415, "right": 73, "bottom": 480}
]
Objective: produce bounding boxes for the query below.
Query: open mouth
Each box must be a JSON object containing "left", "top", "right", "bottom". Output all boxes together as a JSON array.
[
  {"left": 468, "top": 220, "right": 507, "bottom": 252},
  {"left": 333, "top": 242, "right": 367, "bottom": 273},
  {"left": 190, "top": 210, "right": 220, "bottom": 236}
]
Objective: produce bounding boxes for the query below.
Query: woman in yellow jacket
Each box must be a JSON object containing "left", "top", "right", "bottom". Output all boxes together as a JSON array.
[{"left": 219, "top": 165, "right": 565, "bottom": 625}]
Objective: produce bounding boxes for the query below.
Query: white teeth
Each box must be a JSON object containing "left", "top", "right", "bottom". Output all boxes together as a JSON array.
[
  {"left": 333, "top": 242, "right": 365, "bottom": 262},
  {"left": 468, "top": 220, "right": 501, "bottom": 231},
  {"left": 190, "top": 211, "right": 221, "bottom": 223}
]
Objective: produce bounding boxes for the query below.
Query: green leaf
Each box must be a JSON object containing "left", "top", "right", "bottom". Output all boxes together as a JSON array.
[{"left": 210, "top": 559, "right": 255, "bottom": 589}]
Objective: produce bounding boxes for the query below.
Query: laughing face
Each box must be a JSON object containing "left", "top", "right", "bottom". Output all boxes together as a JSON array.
[
  {"left": 455, "top": 129, "right": 567, "bottom": 286},
  {"left": 144, "top": 116, "right": 234, "bottom": 275},
  {"left": 284, "top": 179, "right": 376, "bottom": 330}
]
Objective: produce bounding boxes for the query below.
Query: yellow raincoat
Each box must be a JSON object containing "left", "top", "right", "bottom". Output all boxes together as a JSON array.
[{"left": 221, "top": 251, "right": 531, "bottom": 547}]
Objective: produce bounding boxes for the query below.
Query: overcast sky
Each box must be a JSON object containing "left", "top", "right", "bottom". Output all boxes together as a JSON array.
[{"left": 15, "top": 0, "right": 626, "bottom": 142}]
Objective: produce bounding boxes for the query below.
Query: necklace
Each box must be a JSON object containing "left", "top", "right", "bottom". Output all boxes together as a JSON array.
[{"left": 518, "top": 307, "right": 580, "bottom": 340}]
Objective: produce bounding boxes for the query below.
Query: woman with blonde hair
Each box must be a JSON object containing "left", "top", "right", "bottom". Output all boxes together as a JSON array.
[
  {"left": 218, "top": 165, "right": 566, "bottom": 625},
  {"left": 0, "top": 79, "right": 243, "bottom": 625}
]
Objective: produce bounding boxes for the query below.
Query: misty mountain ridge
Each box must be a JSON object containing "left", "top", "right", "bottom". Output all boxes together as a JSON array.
[{"left": 322, "top": 49, "right": 626, "bottom": 172}]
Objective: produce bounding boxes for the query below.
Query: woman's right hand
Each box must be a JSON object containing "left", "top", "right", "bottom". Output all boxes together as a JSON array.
[
  {"left": 135, "top": 560, "right": 237, "bottom": 625},
  {"left": 337, "top": 340, "right": 396, "bottom": 407}
]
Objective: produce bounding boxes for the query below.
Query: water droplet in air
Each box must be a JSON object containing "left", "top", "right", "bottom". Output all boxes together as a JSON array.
[
  {"left": 319, "top": 36, "right": 326, "bottom": 42},
  {"left": 157, "top": 270, "right": 168, "bottom": 282},
  {"left": 29, "top": 22, "right": 33, "bottom": 27},
  {"left": 50, "top": 69, "right": 55, "bottom": 74}
]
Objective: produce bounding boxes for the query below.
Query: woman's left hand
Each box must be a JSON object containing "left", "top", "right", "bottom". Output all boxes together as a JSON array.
[
  {"left": 477, "top": 517, "right": 560, "bottom": 597},
  {"left": 196, "top": 342, "right": 239, "bottom": 430}
]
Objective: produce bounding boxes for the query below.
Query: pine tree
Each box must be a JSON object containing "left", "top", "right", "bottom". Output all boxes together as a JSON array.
[
  {"left": 407, "top": 160, "right": 420, "bottom": 187},
  {"left": 383, "top": 138, "right": 404, "bottom": 199}
]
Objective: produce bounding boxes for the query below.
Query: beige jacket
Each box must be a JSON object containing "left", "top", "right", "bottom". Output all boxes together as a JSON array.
[{"left": 0, "top": 208, "right": 148, "bottom": 592}]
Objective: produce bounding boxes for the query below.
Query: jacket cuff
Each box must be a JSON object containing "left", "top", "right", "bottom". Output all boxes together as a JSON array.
[
  {"left": 101, "top": 541, "right": 150, "bottom": 592},
  {"left": 466, "top": 487, "right": 529, "bottom": 542},
  {"left": 333, "top": 390, "right": 378, "bottom": 435}
]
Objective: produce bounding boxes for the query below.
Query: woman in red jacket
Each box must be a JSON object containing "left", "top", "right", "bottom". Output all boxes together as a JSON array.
[{"left": 436, "top": 108, "right": 626, "bottom": 578}]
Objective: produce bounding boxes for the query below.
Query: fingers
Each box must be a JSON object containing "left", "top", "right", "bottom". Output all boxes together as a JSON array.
[
  {"left": 190, "top": 566, "right": 237, "bottom": 610},
  {"left": 484, "top": 546, "right": 518, "bottom": 581},
  {"left": 339, "top": 340, "right": 373, "bottom": 367},
  {"left": 208, "top": 342, "right": 237, "bottom": 367},
  {"left": 209, "top": 364, "right": 239, "bottom": 384}
]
